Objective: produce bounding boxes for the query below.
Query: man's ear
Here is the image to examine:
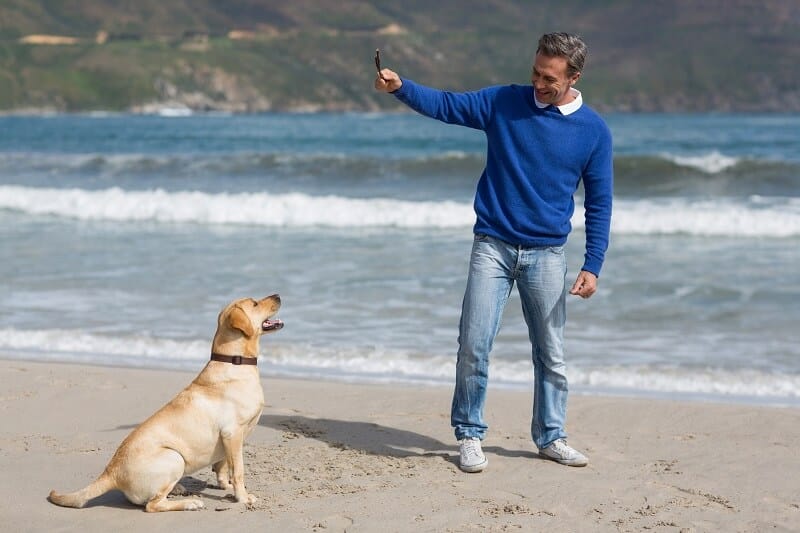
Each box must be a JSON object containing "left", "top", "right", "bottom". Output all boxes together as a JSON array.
[
  {"left": 570, "top": 71, "right": 581, "bottom": 86},
  {"left": 228, "top": 306, "right": 256, "bottom": 337}
]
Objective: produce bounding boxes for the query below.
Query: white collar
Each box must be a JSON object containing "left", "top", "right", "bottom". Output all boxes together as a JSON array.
[{"left": 533, "top": 87, "right": 583, "bottom": 115}]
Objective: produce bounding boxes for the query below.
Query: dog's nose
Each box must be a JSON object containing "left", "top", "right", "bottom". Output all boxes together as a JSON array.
[{"left": 271, "top": 294, "right": 281, "bottom": 304}]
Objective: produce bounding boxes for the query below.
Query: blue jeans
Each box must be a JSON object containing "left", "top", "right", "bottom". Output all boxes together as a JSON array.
[{"left": 451, "top": 233, "right": 568, "bottom": 449}]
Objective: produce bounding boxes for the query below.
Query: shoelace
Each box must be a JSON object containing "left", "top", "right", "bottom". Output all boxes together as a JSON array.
[
  {"left": 462, "top": 439, "right": 483, "bottom": 459},
  {"left": 550, "top": 439, "right": 573, "bottom": 457}
]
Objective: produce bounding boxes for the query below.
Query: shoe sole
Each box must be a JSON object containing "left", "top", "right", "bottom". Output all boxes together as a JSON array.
[
  {"left": 459, "top": 459, "right": 488, "bottom": 473},
  {"left": 538, "top": 452, "right": 588, "bottom": 467}
]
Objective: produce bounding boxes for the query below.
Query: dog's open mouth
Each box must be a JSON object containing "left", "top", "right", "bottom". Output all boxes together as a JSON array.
[{"left": 262, "top": 319, "right": 284, "bottom": 332}]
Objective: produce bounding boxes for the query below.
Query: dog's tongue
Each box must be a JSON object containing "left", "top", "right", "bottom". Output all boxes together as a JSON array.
[{"left": 262, "top": 319, "right": 284, "bottom": 332}]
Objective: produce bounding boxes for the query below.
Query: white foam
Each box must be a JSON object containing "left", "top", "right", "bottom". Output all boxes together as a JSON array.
[
  {"left": 133, "top": 104, "right": 193, "bottom": 117},
  {"left": 568, "top": 366, "right": 800, "bottom": 400},
  {"left": 0, "top": 327, "right": 207, "bottom": 361},
  {"left": 602, "top": 197, "right": 800, "bottom": 237},
  {"left": 663, "top": 151, "right": 740, "bottom": 173},
  {"left": 2, "top": 186, "right": 799, "bottom": 237},
  {"left": 0, "top": 185, "right": 472, "bottom": 229}
]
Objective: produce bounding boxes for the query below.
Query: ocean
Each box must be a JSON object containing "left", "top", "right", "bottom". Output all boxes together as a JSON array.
[{"left": 1, "top": 111, "right": 798, "bottom": 406}]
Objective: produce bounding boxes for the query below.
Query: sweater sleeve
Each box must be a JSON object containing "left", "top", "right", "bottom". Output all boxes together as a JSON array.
[
  {"left": 581, "top": 123, "right": 614, "bottom": 276},
  {"left": 393, "top": 78, "right": 493, "bottom": 130}
]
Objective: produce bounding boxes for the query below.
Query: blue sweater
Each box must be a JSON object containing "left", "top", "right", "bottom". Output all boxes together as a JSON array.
[{"left": 394, "top": 79, "right": 613, "bottom": 276}]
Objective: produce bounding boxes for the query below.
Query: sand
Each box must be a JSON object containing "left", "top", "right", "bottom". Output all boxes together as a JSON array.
[{"left": 1, "top": 359, "right": 798, "bottom": 532}]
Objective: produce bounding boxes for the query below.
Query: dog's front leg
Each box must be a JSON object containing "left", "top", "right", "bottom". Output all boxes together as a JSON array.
[
  {"left": 212, "top": 459, "right": 232, "bottom": 490},
  {"left": 222, "top": 430, "right": 256, "bottom": 506}
]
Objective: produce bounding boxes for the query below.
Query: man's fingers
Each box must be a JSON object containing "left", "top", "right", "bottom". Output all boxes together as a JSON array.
[
  {"left": 569, "top": 284, "right": 590, "bottom": 298},
  {"left": 570, "top": 272, "right": 597, "bottom": 299},
  {"left": 374, "top": 68, "right": 401, "bottom": 92},
  {"left": 374, "top": 72, "right": 391, "bottom": 91}
]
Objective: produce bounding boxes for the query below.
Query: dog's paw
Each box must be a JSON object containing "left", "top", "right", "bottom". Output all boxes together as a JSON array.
[
  {"left": 238, "top": 493, "right": 258, "bottom": 508},
  {"left": 185, "top": 499, "right": 205, "bottom": 511},
  {"left": 216, "top": 479, "right": 233, "bottom": 491}
]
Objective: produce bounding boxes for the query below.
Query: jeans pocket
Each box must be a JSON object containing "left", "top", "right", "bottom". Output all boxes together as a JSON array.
[
  {"left": 547, "top": 245, "right": 565, "bottom": 255},
  {"left": 474, "top": 233, "right": 491, "bottom": 242}
]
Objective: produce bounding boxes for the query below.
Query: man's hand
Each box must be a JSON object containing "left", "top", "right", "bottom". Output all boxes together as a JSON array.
[
  {"left": 569, "top": 270, "right": 597, "bottom": 299},
  {"left": 374, "top": 68, "right": 402, "bottom": 93}
]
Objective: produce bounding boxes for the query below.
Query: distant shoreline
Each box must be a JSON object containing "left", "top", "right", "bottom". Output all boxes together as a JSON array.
[{"left": 3, "top": 106, "right": 799, "bottom": 117}]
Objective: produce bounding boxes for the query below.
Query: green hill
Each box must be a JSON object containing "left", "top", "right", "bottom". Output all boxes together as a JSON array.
[{"left": 1, "top": 0, "right": 798, "bottom": 112}]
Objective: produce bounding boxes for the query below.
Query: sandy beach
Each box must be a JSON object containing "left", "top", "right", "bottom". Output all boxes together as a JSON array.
[{"left": 1, "top": 359, "right": 798, "bottom": 532}]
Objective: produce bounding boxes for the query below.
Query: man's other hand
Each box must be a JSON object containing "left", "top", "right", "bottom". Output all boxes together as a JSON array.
[{"left": 569, "top": 270, "right": 597, "bottom": 299}]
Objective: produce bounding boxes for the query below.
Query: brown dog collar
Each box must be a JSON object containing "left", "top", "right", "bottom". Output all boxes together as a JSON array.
[{"left": 210, "top": 353, "right": 257, "bottom": 366}]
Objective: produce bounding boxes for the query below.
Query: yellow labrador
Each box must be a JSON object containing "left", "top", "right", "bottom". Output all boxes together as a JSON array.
[{"left": 48, "top": 295, "right": 283, "bottom": 512}]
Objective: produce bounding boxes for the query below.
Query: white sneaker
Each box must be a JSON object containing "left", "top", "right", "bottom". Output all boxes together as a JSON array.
[
  {"left": 458, "top": 437, "right": 488, "bottom": 473},
  {"left": 538, "top": 439, "right": 589, "bottom": 467}
]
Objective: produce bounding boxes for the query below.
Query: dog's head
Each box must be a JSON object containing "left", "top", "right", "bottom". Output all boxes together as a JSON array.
[{"left": 212, "top": 294, "right": 283, "bottom": 356}]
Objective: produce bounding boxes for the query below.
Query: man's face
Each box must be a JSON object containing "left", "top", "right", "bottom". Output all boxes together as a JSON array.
[{"left": 531, "top": 52, "right": 581, "bottom": 107}]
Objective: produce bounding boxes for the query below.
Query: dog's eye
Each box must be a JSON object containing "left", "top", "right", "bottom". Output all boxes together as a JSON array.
[{"left": 251, "top": 300, "right": 258, "bottom": 307}]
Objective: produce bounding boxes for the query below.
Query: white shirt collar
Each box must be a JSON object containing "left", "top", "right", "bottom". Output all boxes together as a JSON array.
[{"left": 533, "top": 87, "right": 583, "bottom": 115}]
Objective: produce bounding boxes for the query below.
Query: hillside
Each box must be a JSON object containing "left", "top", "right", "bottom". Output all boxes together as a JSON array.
[{"left": 1, "top": 0, "right": 798, "bottom": 113}]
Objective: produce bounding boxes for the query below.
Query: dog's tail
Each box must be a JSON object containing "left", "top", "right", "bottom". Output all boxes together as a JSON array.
[{"left": 48, "top": 471, "right": 116, "bottom": 508}]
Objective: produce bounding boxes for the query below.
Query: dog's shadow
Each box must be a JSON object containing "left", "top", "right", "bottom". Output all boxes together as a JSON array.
[
  {"left": 80, "top": 491, "right": 138, "bottom": 510},
  {"left": 77, "top": 472, "right": 240, "bottom": 509}
]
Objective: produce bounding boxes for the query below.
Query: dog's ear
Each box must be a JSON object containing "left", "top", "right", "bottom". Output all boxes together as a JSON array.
[{"left": 227, "top": 305, "right": 256, "bottom": 337}]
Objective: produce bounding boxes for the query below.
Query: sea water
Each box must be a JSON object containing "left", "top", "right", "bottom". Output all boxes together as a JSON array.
[{"left": 1, "top": 112, "right": 798, "bottom": 405}]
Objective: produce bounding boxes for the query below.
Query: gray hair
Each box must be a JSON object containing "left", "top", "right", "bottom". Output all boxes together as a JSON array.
[{"left": 537, "top": 33, "right": 587, "bottom": 77}]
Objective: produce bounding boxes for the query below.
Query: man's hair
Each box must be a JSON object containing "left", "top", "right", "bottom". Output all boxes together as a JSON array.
[{"left": 537, "top": 33, "right": 587, "bottom": 77}]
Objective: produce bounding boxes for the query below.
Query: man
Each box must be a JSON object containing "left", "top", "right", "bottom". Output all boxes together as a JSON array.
[{"left": 374, "top": 33, "right": 612, "bottom": 472}]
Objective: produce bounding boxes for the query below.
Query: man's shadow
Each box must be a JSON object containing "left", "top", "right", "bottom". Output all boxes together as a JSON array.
[
  {"left": 259, "top": 414, "right": 453, "bottom": 462},
  {"left": 258, "top": 414, "right": 539, "bottom": 465}
]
